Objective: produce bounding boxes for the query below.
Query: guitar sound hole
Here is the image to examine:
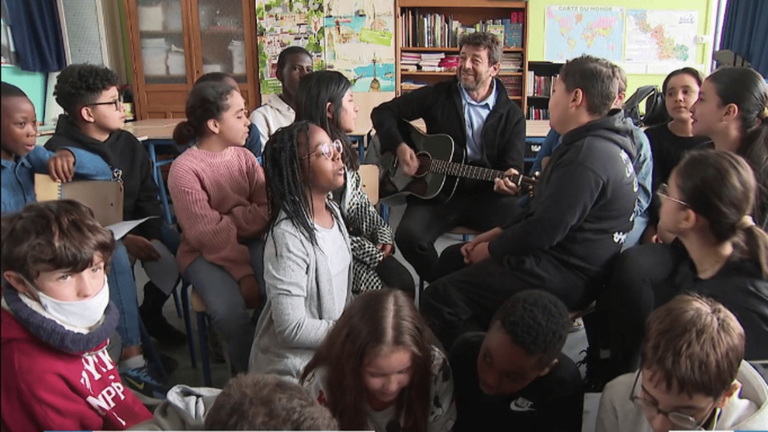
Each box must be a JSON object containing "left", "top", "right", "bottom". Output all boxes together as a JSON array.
[{"left": 414, "top": 152, "right": 431, "bottom": 178}]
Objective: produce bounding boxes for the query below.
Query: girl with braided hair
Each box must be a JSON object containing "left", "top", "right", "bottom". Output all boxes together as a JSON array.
[{"left": 249, "top": 121, "right": 352, "bottom": 381}]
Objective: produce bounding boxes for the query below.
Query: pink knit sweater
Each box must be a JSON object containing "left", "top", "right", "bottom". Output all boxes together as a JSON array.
[{"left": 168, "top": 146, "right": 268, "bottom": 281}]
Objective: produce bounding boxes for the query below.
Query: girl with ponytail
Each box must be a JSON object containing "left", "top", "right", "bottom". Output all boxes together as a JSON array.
[
  {"left": 595, "top": 150, "right": 768, "bottom": 388},
  {"left": 690, "top": 66, "right": 768, "bottom": 228},
  {"left": 168, "top": 81, "right": 268, "bottom": 374}
]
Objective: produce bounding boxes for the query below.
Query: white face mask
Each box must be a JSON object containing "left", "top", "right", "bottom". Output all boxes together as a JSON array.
[{"left": 26, "top": 277, "right": 110, "bottom": 329}]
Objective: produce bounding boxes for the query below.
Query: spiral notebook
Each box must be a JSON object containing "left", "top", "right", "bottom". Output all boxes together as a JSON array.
[{"left": 34, "top": 174, "right": 124, "bottom": 227}]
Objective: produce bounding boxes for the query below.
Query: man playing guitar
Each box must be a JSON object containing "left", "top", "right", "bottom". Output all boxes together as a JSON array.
[{"left": 371, "top": 32, "right": 526, "bottom": 282}]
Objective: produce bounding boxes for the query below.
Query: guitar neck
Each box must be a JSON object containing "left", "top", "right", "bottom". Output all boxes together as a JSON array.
[{"left": 426, "top": 159, "right": 510, "bottom": 182}]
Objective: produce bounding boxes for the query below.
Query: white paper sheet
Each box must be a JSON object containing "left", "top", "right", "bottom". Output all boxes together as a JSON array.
[
  {"left": 106, "top": 216, "right": 156, "bottom": 240},
  {"left": 143, "top": 240, "right": 180, "bottom": 295}
]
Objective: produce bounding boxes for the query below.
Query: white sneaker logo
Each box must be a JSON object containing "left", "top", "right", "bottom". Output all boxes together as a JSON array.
[{"left": 509, "top": 397, "right": 536, "bottom": 412}]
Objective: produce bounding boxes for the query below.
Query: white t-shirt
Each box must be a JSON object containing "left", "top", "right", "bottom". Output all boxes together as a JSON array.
[{"left": 315, "top": 218, "right": 350, "bottom": 294}]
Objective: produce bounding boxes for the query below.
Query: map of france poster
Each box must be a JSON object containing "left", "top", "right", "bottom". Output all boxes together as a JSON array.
[{"left": 625, "top": 10, "right": 698, "bottom": 64}]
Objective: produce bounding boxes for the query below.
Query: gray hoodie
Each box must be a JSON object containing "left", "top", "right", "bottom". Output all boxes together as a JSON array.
[
  {"left": 128, "top": 385, "right": 221, "bottom": 430},
  {"left": 596, "top": 361, "right": 768, "bottom": 432}
]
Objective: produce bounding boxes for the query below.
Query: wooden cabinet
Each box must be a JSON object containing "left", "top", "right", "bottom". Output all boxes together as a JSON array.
[
  {"left": 395, "top": 0, "right": 529, "bottom": 114},
  {"left": 123, "top": 0, "right": 260, "bottom": 120}
]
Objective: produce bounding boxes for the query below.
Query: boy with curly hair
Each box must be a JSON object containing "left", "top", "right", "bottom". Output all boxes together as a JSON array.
[
  {"left": 449, "top": 290, "right": 584, "bottom": 431},
  {"left": 44, "top": 64, "right": 183, "bottom": 397}
]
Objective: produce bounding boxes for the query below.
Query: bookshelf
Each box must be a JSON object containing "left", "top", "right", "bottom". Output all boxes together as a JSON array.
[
  {"left": 525, "top": 61, "right": 563, "bottom": 120},
  {"left": 395, "top": 0, "right": 529, "bottom": 114}
]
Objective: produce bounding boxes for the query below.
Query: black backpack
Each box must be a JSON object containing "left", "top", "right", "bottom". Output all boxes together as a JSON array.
[{"left": 624, "top": 85, "right": 669, "bottom": 127}]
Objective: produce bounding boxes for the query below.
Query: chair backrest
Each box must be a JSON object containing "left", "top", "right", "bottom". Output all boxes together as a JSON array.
[
  {"left": 34, "top": 174, "right": 124, "bottom": 226},
  {"left": 359, "top": 164, "right": 380, "bottom": 205}
]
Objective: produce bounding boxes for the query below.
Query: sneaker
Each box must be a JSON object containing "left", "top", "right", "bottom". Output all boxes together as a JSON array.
[
  {"left": 121, "top": 364, "right": 171, "bottom": 400},
  {"left": 569, "top": 318, "right": 584, "bottom": 333}
]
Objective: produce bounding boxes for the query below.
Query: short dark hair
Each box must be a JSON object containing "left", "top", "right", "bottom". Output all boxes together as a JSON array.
[
  {"left": 1, "top": 81, "right": 28, "bottom": 99},
  {"left": 642, "top": 294, "right": 744, "bottom": 399},
  {"left": 1, "top": 200, "right": 116, "bottom": 283},
  {"left": 492, "top": 290, "right": 569, "bottom": 367},
  {"left": 194, "top": 72, "right": 235, "bottom": 86},
  {"left": 277, "top": 46, "right": 312, "bottom": 76},
  {"left": 204, "top": 373, "right": 338, "bottom": 430},
  {"left": 459, "top": 31, "right": 502, "bottom": 65},
  {"left": 558, "top": 55, "right": 618, "bottom": 116},
  {"left": 54, "top": 64, "right": 119, "bottom": 116}
]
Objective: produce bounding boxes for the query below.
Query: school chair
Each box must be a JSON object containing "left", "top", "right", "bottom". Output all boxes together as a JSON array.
[
  {"left": 180, "top": 282, "right": 213, "bottom": 387},
  {"left": 359, "top": 164, "right": 380, "bottom": 206}
]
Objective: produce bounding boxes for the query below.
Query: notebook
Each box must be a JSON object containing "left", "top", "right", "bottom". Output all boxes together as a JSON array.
[{"left": 34, "top": 174, "right": 124, "bottom": 226}]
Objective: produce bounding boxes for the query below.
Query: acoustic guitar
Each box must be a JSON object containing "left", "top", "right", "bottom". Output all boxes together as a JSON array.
[{"left": 379, "top": 121, "right": 537, "bottom": 204}]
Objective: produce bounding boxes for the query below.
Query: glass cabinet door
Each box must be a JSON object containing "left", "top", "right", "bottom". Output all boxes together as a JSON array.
[
  {"left": 197, "top": 0, "right": 247, "bottom": 83},
  {"left": 136, "top": 0, "right": 188, "bottom": 84}
]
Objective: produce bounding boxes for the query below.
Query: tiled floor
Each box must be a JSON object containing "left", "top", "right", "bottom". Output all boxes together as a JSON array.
[{"left": 137, "top": 202, "right": 599, "bottom": 432}]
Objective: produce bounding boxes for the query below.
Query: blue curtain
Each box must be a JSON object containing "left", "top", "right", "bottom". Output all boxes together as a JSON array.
[
  {"left": 720, "top": 0, "right": 768, "bottom": 77},
  {"left": 4, "top": 0, "right": 65, "bottom": 72}
]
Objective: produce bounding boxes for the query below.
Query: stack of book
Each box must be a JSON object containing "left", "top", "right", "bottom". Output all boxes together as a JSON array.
[
  {"left": 439, "top": 55, "right": 460, "bottom": 71},
  {"left": 419, "top": 52, "right": 445, "bottom": 72},
  {"left": 402, "top": 80, "right": 428, "bottom": 93},
  {"left": 401, "top": 52, "right": 420, "bottom": 72},
  {"left": 498, "top": 75, "right": 523, "bottom": 98},
  {"left": 500, "top": 53, "right": 523, "bottom": 73}
]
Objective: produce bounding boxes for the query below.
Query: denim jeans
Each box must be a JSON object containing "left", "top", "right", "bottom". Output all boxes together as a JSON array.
[
  {"left": 109, "top": 240, "right": 141, "bottom": 347},
  {"left": 184, "top": 239, "right": 266, "bottom": 373}
]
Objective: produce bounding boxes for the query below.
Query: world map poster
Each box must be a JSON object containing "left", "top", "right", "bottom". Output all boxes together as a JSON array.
[
  {"left": 544, "top": 6, "right": 624, "bottom": 62},
  {"left": 625, "top": 10, "right": 698, "bottom": 64}
]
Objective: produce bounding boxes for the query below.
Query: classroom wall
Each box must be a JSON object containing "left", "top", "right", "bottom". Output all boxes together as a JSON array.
[
  {"left": 1, "top": 65, "right": 46, "bottom": 120},
  {"left": 527, "top": 0, "right": 716, "bottom": 97}
]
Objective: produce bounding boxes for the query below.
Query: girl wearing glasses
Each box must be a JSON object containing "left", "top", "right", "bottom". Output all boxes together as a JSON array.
[
  {"left": 594, "top": 150, "right": 768, "bottom": 392},
  {"left": 168, "top": 81, "right": 269, "bottom": 374},
  {"left": 249, "top": 121, "right": 352, "bottom": 381},
  {"left": 295, "top": 71, "right": 416, "bottom": 298}
]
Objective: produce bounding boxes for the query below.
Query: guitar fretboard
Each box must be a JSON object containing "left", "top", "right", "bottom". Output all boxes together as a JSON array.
[{"left": 423, "top": 158, "right": 510, "bottom": 182}]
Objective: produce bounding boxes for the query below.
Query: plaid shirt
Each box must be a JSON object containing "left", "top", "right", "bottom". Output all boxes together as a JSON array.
[{"left": 335, "top": 169, "right": 394, "bottom": 293}]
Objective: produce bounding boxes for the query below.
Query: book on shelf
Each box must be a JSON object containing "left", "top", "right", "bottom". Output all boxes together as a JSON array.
[
  {"left": 401, "top": 9, "right": 525, "bottom": 49},
  {"left": 528, "top": 107, "right": 551, "bottom": 120},
  {"left": 526, "top": 71, "right": 558, "bottom": 97}
]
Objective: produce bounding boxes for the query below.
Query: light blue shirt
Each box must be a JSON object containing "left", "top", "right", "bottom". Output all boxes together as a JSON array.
[{"left": 459, "top": 80, "right": 497, "bottom": 161}]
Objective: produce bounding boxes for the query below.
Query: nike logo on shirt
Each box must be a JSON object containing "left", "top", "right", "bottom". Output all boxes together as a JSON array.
[{"left": 509, "top": 397, "right": 536, "bottom": 412}]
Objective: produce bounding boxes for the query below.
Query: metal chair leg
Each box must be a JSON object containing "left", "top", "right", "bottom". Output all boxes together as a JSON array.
[
  {"left": 197, "top": 311, "right": 213, "bottom": 387},
  {"left": 180, "top": 283, "right": 197, "bottom": 369}
]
